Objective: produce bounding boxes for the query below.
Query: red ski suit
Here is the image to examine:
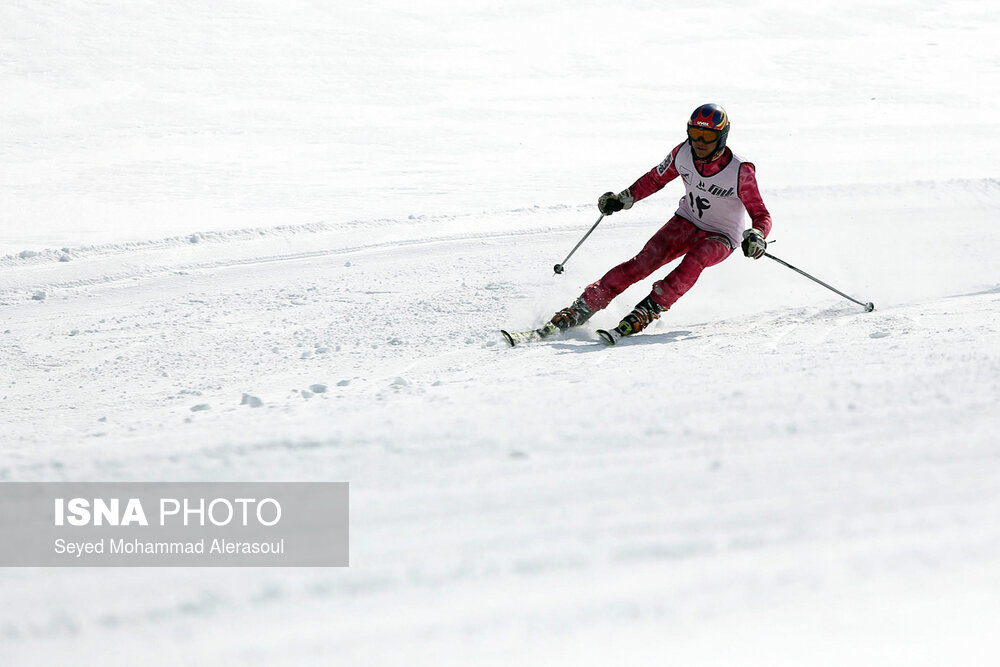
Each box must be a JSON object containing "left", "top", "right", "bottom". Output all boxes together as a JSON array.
[{"left": 583, "top": 142, "right": 772, "bottom": 312}]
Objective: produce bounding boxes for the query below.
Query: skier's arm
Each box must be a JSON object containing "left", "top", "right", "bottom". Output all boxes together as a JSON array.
[
  {"left": 626, "top": 143, "right": 685, "bottom": 204},
  {"left": 737, "top": 162, "right": 772, "bottom": 237},
  {"left": 598, "top": 143, "right": 685, "bottom": 214}
]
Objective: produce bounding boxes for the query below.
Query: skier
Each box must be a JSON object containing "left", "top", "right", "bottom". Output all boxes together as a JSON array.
[{"left": 550, "top": 103, "right": 772, "bottom": 341}]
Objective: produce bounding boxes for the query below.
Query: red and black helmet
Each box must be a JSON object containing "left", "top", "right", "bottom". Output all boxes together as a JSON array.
[{"left": 687, "top": 103, "right": 730, "bottom": 158}]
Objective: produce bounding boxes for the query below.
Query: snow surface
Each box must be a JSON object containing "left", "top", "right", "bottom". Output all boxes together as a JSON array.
[{"left": 2, "top": 1, "right": 1000, "bottom": 665}]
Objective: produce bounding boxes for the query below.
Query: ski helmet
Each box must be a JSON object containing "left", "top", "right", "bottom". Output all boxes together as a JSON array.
[{"left": 687, "top": 103, "right": 730, "bottom": 160}]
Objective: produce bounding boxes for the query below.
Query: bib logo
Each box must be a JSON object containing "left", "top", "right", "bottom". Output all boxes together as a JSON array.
[{"left": 697, "top": 181, "right": 734, "bottom": 197}]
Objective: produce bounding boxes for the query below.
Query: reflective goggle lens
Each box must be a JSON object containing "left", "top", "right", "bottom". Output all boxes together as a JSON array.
[{"left": 687, "top": 127, "right": 720, "bottom": 143}]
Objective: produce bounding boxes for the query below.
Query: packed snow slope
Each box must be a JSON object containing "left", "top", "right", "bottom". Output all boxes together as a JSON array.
[{"left": 2, "top": 1, "right": 1000, "bottom": 665}]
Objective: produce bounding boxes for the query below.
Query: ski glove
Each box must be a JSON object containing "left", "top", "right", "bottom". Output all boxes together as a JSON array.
[
  {"left": 741, "top": 228, "right": 767, "bottom": 259},
  {"left": 598, "top": 189, "right": 634, "bottom": 215}
]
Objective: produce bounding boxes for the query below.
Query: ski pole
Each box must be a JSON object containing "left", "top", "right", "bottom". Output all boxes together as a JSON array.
[
  {"left": 553, "top": 214, "right": 605, "bottom": 275},
  {"left": 763, "top": 252, "right": 875, "bottom": 312}
]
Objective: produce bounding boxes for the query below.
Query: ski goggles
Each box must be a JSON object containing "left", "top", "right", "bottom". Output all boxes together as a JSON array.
[{"left": 687, "top": 126, "right": 721, "bottom": 143}]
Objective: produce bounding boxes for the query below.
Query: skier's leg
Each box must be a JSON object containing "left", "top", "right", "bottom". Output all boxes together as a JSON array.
[
  {"left": 607, "top": 235, "right": 732, "bottom": 338},
  {"left": 579, "top": 216, "right": 696, "bottom": 311},
  {"left": 648, "top": 235, "right": 733, "bottom": 310},
  {"left": 550, "top": 216, "right": 694, "bottom": 330}
]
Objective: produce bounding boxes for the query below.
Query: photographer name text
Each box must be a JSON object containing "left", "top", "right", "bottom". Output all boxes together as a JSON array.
[{"left": 54, "top": 538, "right": 285, "bottom": 557}]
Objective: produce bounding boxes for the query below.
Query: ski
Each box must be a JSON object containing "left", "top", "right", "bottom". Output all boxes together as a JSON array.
[
  {"left": 596, "top": 328, "right": 625, "bottom": 346},
  {"left": 501, "top": 322, "right": 559, "bottom": 347}
]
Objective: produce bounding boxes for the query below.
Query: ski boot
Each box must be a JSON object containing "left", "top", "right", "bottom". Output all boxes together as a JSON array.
[
  {"left": 550, "top": 296, "right": 596, "bottom": 331},
  {"left": 597, "top": 296, "right": 662, "bottom": 345}
]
